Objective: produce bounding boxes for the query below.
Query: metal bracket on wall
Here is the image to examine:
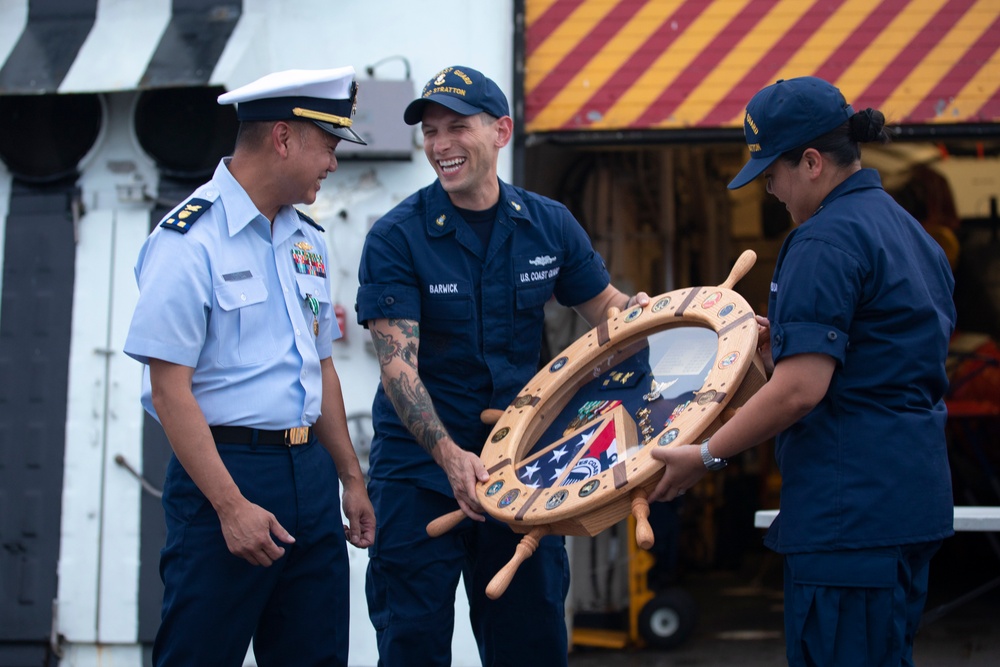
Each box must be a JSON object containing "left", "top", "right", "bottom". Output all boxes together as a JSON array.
[
  {"left": 50, "top": 599, "right": 65, "bottom": 658},
  {"left": 114, "top": 454, "right": 163, "bottom": 498},
  {"left": 70, "top": 188, "right": 84, "bottom": 244}
]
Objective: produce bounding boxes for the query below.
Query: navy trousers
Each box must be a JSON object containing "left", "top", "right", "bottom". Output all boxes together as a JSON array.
[
  {"left": 154, "top": 439, "right": 350, "bottom": 667},
  {"left": 365, "top": 480, "right": 570, "bottom": 667},
  {"left": 783, "top": 541, "right": 941, "bottom": 667}
]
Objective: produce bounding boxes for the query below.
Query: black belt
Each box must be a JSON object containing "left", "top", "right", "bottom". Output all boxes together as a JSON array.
[{"left": 209, "top": 426, "right": 312, "bottom": 446}]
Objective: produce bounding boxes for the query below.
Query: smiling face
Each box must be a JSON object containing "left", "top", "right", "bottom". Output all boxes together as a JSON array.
[
  {"left": 420, "top": 104, "right": 511, "bottom": 210},
  {"left": 289, "top": 121, "right": 341, "bottom": 205}
]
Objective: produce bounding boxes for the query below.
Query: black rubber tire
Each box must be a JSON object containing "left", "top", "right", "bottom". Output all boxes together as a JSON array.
[{"left": 638, "top": 588, "right": 698, "bottom": 649}]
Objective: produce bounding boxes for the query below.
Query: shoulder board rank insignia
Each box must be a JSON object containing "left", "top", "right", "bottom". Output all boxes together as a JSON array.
[
  {"left": 160, "top": 198, "right": 214, "bottom": 233},
  {"left": 295, "top": 208, "right": 325, "bottom": 232}
]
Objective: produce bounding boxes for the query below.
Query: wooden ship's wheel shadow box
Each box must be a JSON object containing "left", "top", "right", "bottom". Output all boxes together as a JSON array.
[{"left": 430, "top": 250, "right": 768, "bottom": 599}]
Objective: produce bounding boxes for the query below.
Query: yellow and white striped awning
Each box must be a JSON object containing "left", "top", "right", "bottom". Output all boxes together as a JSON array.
[{"left": 525, "top": 0, "right": 1000, "bottom": 133}]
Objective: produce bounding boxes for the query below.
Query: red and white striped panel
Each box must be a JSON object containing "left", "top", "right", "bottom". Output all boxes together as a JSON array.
[{"left": 525, "top": 0, "right": 1000, "bottom": 132}]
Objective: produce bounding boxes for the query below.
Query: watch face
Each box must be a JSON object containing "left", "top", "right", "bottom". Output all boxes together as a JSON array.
[
  {"left": 475, "top": 256, "right": 766, "bottom": 537},
  {"left": 701, "top": 439, "right": 727, "bottom": 471},
  {"left": 706, "top": 457, "right": 728, "bottom": 471}
]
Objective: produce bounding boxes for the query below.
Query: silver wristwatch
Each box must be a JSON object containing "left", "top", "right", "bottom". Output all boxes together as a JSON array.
[{"left": 700, "top": 438, "right": 728, "bottom": 471}]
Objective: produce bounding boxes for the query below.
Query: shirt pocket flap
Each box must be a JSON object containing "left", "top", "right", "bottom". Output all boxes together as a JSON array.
[
  {"left": 215, "top": 278, "right": 268, "bottom": 312},
  {"left": 424, "top": 294, "right": 472, "bottom": 320},
  {"left": 516, "top": 283, "right": 552, "bottom": 310},
  {"left": 295, "top": 274, "right": 330, "bottom": 303}
]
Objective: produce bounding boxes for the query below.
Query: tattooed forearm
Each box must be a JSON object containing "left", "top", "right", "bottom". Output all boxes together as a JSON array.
[
  {"left": 371, "top": 325, "right": 418, "bottom": 371},
  {"left": 384, "top": 372, "right": 448, "bottom": 454},
  {"left": 371, "top": 318, "right": 442, "bottom": 452},
  {"left": 371, "top": 328, "right": 400, "bottom": 370},
  {"left": 388, "top": 319, "right": 419, "bottom": 339}
]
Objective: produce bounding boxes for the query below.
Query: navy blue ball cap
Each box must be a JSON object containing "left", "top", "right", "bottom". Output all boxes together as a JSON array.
[
  {"left": 218, "top": 67, "right": 367, "bottom": 145},
  {"left": 404, "top": 65, "right": 510, "bottom": 125},
  {"left": 728, "top": 76, "right": 854, "bottom": 190}
]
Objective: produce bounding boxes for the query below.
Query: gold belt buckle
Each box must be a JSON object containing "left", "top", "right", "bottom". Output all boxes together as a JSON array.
[{"left": 284, "top": 427, "right": 310, "bottom": 446}]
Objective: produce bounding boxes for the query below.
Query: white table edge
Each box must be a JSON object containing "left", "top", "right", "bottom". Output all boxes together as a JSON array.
[{"left": 754, "top": 507, "right": 1000, "bottom": 532}]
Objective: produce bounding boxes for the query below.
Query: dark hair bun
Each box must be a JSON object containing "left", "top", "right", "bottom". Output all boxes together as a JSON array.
[{"left": 850, "top": 108, "right": 888, "bottom": 143}]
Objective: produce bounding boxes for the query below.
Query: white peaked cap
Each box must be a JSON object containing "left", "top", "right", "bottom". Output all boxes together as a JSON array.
[
  {"left": 217, "top": 66, "right": 366, "bottom": 145},
  {"left": 218, "top": 66, "right": 358, "bottom": 105}
]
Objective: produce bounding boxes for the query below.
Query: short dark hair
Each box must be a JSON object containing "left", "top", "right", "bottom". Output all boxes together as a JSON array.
[{"left": 234, "top": 120, "right": 274, "bottom": 150}]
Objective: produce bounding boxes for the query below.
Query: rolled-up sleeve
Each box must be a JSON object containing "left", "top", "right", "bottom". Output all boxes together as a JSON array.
[
  {"left": 551, "top": 208, "right": 610, "bottom": 307},
  {"left": 356, "top": 225, "right": 422, "bottom": 325},
  {"left": 771, "top": 238, "right": 861, "bottom": 366}
]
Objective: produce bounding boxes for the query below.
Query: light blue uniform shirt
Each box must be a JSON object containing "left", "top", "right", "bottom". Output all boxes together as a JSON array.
[{"left": 124, "top": 159, "right": 340, "bottom": 429}]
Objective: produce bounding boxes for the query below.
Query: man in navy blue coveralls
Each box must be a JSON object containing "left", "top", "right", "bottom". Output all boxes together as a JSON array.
[
  {"left": 356, "top": 65, "right": 648, "bottom": 666},
  {"left": 125, "top": 67, "right": 375, "bottom": 667},
  {"left": 650, "top": 77, "right": 956, "bottom": 666}
]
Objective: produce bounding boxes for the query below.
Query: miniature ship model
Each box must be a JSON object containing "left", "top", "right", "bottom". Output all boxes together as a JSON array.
[{"left": 428, "top": 249, "right": 767, "bottom": 598}]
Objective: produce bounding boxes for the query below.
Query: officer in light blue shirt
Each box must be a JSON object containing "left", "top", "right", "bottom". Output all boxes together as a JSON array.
[{"left": 124, "top": 67, "right": 375, "bottom": 667}]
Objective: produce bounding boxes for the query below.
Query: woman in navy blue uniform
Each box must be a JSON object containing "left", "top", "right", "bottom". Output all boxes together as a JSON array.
[
  {"left": 650, "top": 77, "right": 956, "bottom": 666},
  {"left": 356, "top": 66, "right": 647, "bottom": 666}
]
